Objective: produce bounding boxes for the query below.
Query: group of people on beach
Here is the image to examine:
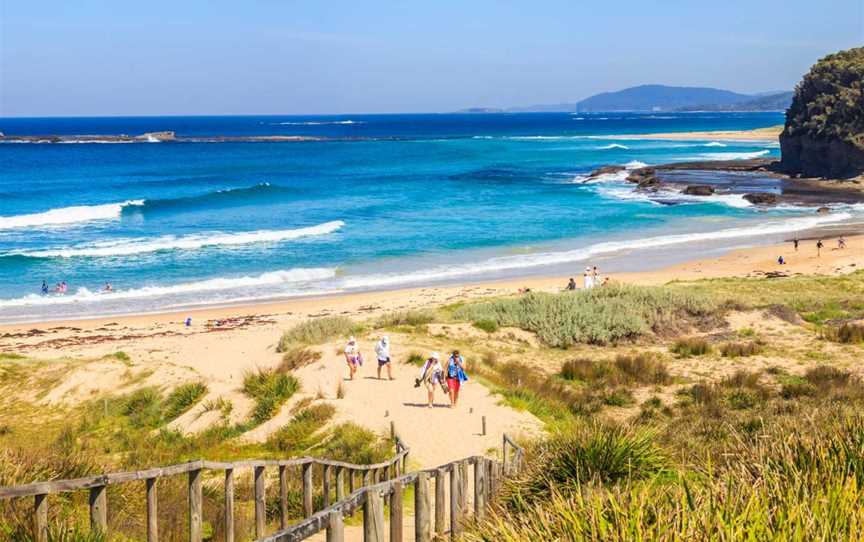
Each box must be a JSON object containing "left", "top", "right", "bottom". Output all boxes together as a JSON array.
[
  {"left": 566, "top": 265, "right": 607, "bottom": 291},
  {"left": 781, "top": 237, "right": 849, "bottom": 264},
  {"left": 343, "top": 336, "right": 468, "bottom": 408}
]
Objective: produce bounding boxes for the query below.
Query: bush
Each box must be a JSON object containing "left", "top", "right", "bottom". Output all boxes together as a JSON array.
[
  {"left": 473, "top": 319, "right": 499, "bottom": 333},
  {"left": 670, "top": 337, "right": 711, "bottom": 357},
  {"left": 278, "top": 316, "right": 359, "bottom": 350},
  {"left": 720, "top": 340, "right": 764, "bottom": 357},
  {"left": 269, "top": 403, "right": 336, "bottom": 452},
  {"left": 453, "top": 284, "right": 716, "bottom": 346},
  {"left": 614, "top": 353, "right": 671, "bottom": 385},
  {"left": 405, "top": 352, "right": 425, "bottom": 366},
  {"left": 835, "top": 322, "right": 864, "bottom": 344},
  {"left": 280, "top": 347, "right": 322, "bottom": 371},
  {"left": 375, "top": 310, "right": 435, "bottom": 328}
]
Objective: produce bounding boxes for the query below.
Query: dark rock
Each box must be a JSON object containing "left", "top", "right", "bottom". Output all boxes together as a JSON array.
[
  {"left": 682, "top": 185, "right": 715, "bottom": 196},
  {"left": 587, "top": 165, "right": 625, "bottom": 178},
  {"left": 742, "top": 192, "right": 778, "bottom": 205},
  {"left": 780, "top": 134, "right": 864, "bottom": 179},
  {"left": 816, "top": 206, "right": 831, "bottom": 214}
]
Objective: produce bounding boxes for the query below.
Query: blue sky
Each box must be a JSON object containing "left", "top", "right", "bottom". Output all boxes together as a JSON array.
[{"left": 1, "top": 0, "right": 862, "bottom": 116}]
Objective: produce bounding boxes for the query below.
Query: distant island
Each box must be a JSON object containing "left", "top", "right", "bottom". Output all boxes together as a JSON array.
[{"left": 460, "top": 84, "right": 792, "bottom": 113}]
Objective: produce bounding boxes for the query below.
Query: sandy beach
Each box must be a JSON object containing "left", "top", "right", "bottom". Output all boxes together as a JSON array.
[{"left": 614, "top": 125, "right": 783, "bottom": 141}]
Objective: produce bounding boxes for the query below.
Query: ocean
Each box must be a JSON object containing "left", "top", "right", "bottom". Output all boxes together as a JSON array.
[{"left": 0, "top": 112, "right": 852, "bottom": 323}]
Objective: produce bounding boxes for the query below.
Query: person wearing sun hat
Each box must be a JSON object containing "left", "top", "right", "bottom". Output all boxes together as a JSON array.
[
  {"left": 344, "top": 336, "right": 363, "bottom": 380},
  {"left": 375, "top": 335, "right": 394, "bottom": 380},
  {"left": 415, "top": 352, "right": 444, "bottom": 408}
]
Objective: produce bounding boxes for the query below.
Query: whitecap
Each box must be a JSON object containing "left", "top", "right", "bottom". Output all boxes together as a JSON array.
[
  {"left": 0, "top": 200, "right": 144, "bottom": 230},
  {"left": 699, "top": 150, "right": 771, "bottom": 160}
]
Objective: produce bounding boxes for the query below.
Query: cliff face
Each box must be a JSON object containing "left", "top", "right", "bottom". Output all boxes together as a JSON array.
[{"left": 780, "top": 47, "right": 864, "bottom": 179}]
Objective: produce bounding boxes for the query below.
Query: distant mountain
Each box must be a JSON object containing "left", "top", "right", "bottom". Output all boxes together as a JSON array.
[
  {"left": 499, "top": 85, "right": 791, "bottom": 113},
  {"left": 676, "top": 91, "right": 794, "bottom": 112}
]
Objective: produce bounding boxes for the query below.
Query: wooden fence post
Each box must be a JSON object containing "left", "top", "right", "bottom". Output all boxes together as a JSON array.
[
  {"left": 189, "top": 468, "right": 203, "bottom": 542},
  {"left": 89, "top": 485, "right": 107, "bottom": 533},
  {"left": 502, "top": 435, "right": 508, "bottom": 476},
  {"left": 146, "top": 478, "right": 158, "bottom": 542},
  {"left": 348, "top": 468, "right": 356, "bottom": 494},
  {"left": 326, "top": 509, "right": 344, "bottom": 542},
  {"left": 474, "top": 458, "right": 486, "bottom": 519},
  {"left": 415, "top": 470, "right": 431, "bottom": 542},
  {"left": 450, "top": 464, "right": 462, "bottom": 539},
  {"left": 254, "top": 465, "right": 266, "bottom": 538},
  {"left": 278, "top": 465, "right": 288, "bottom": 530},
  {"left": 363, "top": 469, "right": 372, "bottom": 486},
  {"left": 487, "top": 460, "right": 497, "bottom": 496},
  {"left": 336, "top": 466, "right": 346, "bottom": 502},
  {"left": 482, "top": 416, "right": 487, "bottom": 436},
  {"left": 434, "top": 468, "right": 446, "bottom": 536},
  {"left": 303, "top": 462, "right": 314, "bottom": 517},
  {"left": 225, "top": 469, "right": 235, "bottom": 542},
  {"left": 33, "top": 494, "right": 47, "bottom": 542},
  {"left": 458, "top": 461, "right": 468, "bottom": 514},
  {"left": 364, "top": 489, "right": 385, "bottom": 542},
  {"left": 323, "top": 464, "right": 332, "bottom": 507},
  {"left": 390, "top": 479, "right": 404, "bottom": 542}
]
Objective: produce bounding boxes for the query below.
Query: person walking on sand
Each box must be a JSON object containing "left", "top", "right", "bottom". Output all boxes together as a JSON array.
[
  {"left": 375, "top": 335, "right": 394, "bottom": 380},
  {"left": 793, "top": 238, "right": 799, "bottom": 251},
  {"left": 415, "top": 352, "right": 444, "bottom": 408},
  {"left": 446, "top": 350, "right": 468, "bottom": 408},
  {"left": 839, "top": 236, "right": 847, "bottom": 249},
  {"left": 592, "top": 266, "right": 600, "bottom": 283},
  {"left": 583, "top": 267, "right": 593, "bottom": 289},
  {"left": 344, "top": 336, "right": 363, "bottom": 380},
  {"left": 816, "top": 239, "right": 824, "bottom": 257}
]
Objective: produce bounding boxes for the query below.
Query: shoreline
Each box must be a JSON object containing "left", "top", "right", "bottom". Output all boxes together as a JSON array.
[
  {"left": 2, "top": 230, "right": 861, "bottom": 335},
  {"left": 609, "top": 125, "right": 783, "bottom": 142}
]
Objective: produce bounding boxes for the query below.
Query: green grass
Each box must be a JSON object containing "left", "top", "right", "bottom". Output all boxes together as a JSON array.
[
  {"left": 277, "top": 316, "right": 361, "bottom": 350},
  {"left": 472, "top": 319, "right": 499, "bottom": 333},
  {"left": 162, "top": 382, "right": 208, "bottom": 422},
  {"left": 242, "top": 368, "right": 300, "bottom": 425},
  {"left": 720, "top": 340, "right": 764, "bottom": 358},
  {"left": 560, "top": 353, "right": 670, "bottom": 386},
  {"left": 375, "top": 310, "right": 436, "bottom": 328},
  {"left": 670, "top": 337, "right": 711, "bottom": 357},
  {"left": 279, "top": 347, "right": 322, "bottom": 371},
  {"left": 454, "top": 284, "right": 716, "bottom": 346},
  {"left": 268, "top": 403, "right": 337, "bottom": 452}
]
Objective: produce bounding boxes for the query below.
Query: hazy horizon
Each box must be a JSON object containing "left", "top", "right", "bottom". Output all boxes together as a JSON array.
[{"left": 1, "top": 0, "right": 862, "bottom": 117}]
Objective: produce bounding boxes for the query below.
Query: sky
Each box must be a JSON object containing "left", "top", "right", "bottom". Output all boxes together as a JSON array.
[{"left": 1, "top": 0, "right": 862, "bottom": 117}]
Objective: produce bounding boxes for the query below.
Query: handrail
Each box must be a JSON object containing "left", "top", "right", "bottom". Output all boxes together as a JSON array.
[{"left": 1, "top": 433, "right": 524, "bottom": 542}]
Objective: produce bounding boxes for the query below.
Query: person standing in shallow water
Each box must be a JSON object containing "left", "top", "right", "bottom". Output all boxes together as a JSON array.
[
  {"left": 446, "top": 350, "right": 467, "bottom": 407},
  {"left": 375, "top": 335, "right": 394, "bottom": 380}
]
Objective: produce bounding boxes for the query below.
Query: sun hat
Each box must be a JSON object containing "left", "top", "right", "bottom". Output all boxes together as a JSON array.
[
  {"left": 348, "top": 336, "right": 356, "bottom": 343},
  {"left": 431, "top": 351, "right": 440, "bottom": 360}
]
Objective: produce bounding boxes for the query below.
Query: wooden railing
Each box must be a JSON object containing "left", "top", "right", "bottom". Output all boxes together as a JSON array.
[{"left": 0, "top": 435, "right": 525, "bottom": 542}]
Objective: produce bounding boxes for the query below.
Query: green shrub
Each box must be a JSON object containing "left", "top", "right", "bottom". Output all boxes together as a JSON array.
[
  {"left": 670, "top": 337, "right": 711, "bottom": 357},
  {"left": 278, "top": 316, "right": 360, "bottom": 350},
  {"left": 834, "top": 322, "right": 864, "bottom": 344},
  {"left": 405, "top": 352, "right": 425, "bottom": 366},
  {"left": 120, "top": 388, "right": 163, "bottom": 428},
  {"left": 269, "top": 403, "right": 336, "bottom": 452},
  {"left": 560, "top": 354, "right": 670, "bottom": 386},
  {"left": 454, "top": 284, "right": 715, "bottom": 346},
  {"left": 473, "top": 319, "right": 499, "bottom": 333},
  {"left": 613, "top": 353, "right": 671, "bottom": 385},
  {"left": 720, "top": 340, "right": 764, "bottom": 357}
]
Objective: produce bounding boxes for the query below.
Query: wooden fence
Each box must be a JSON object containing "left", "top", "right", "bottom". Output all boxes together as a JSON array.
[{"left": 0, "top": 435, "right": 525, "bottom": 542}]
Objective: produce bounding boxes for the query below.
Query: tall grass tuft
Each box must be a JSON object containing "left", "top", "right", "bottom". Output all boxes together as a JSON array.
[
  {"left": 720, "top": 340, "right": 764, "bottom": 357},
  {"left": 560, "top": 354, "right": 670, "bottom": 386},
  {"left": 277, "top": 316, "right": 360, "bottom": 350},
  {"left": 375, "top": 310, "right": 436, "bottom": 328},
  {"left": 670, "top": 337, "right": 711, "bottom": 357},
  {"left": 454, "top": 284, "right": 715, "bottom": 346},
  {"left": 242, "top": 369, "right": 300, "bottom": 425},
  {"left": 268, "top": 403, "right": 336, "bottom": 452},
  {"left": 162, "top": 382, "right": 207, "bottom": 422},
  {"left": 279, "top": 347, "right": 322, "bottom": 372}
]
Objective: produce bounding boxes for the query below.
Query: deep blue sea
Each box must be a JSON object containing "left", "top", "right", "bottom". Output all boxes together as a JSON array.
[{"left": 0, "top": 112, "right": 853, "bottom": 322}]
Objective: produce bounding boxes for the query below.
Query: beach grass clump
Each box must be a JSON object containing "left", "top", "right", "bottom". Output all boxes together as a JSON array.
[
  {"left": 268, "top": 403, "right": 336, "bottom": 452},
  {"left": 472, "top": 319, "right": 499, "bottom": 334},
  {"left": 670, "top": 337, "right": 711, "bottom": 357},
  {"left": 312, "top": 422, "right": 392, "bottom": 464},
  {"left": 405, "top": 352, "right": 425, "bottom": 366},
  {"left": 832, "top": 322, "right": 864, "bottom": 344},
  {"left": 720, "top": 340, "right": 764, "bottom": 358},
  {"left": 560, "top": 354, "right": 670, "bottom": 387},
  {"left": 279, "top": 347, "right": 322, "bottom": 372},
  {"left": 242, "top": 368, "right": 300, "bottom": 425},
  {"left": 162, "top": 382, "right": 208, "bottom": 422},
  {"left": 277, "top": 316, "right": 361, "bottom": 350},
  {"left": 375, "top": 309, "right": 436, "bottom": 328},
  {"left": 454, "top": 284, "right": 716, "bottom": 347}
]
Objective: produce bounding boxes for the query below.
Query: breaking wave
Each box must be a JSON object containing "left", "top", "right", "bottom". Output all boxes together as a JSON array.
[{"left": 0, "top": 200, "right": 144, "bottom": 230}]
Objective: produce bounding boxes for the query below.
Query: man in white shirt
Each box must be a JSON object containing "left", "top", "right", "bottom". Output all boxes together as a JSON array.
[{"left": 375, "top": 335, "right": 394, "bottom": 380}]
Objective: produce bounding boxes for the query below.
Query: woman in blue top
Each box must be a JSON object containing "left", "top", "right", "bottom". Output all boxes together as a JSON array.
[{"left": 446, "top": 350, "right": 467, "bottom": 407}]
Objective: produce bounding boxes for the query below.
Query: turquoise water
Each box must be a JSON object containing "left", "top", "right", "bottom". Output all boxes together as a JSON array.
[{"left": 0, "top": 112, "right": 847, "bottom": 322}]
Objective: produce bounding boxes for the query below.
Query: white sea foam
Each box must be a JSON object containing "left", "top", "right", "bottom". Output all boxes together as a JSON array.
[
  {"left": 341, "top": 212, "right": 852, "bottom": 290},
  {"left": 596, "top": 185, "right": 753, "bottom": 209},
  {"left": 703, "top": 141, "right": 727, "bottom": 147},
  {"left": 0, "top": 200, "right": 144, "bottom": 230},
  {"left": 699, "top": 150, "right": 771, "bottom": 160},
  {"left": 0, "top": 268, "right": 336, "bottom": 309},
  {"left": 274, "top": 120, "right": 363, "bottom": 126},
  {"left": 568, "top": 160, "right": 647, "bottom": 184},
  {"left": 598, "top": 143, "right": 629, "bottom": 150},
  {"left": 8, "top": 221, "right": 345, "bottom": 258}
]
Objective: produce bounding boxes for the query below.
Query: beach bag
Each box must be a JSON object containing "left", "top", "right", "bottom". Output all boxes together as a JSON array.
[
  {"left": 439, "top": 377, "right": 450, "bottom": 394},
  {"left": 457, "top": 366, "right": 468, "bottom": 383}
]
